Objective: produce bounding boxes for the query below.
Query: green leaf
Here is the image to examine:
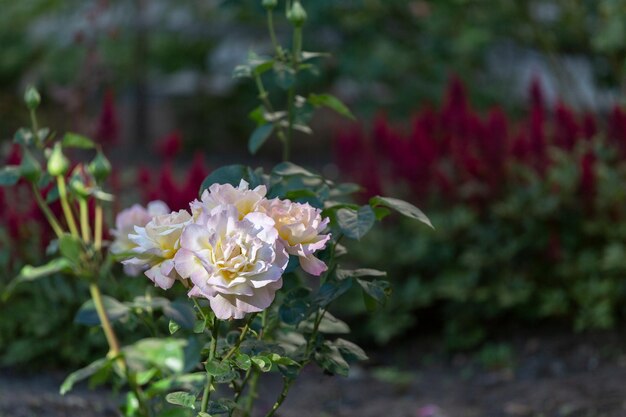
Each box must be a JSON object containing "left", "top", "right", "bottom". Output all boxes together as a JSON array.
[
  {"left": 301, "top": 51, "right": 330, "bottom": 61},
  {"left": 45, "top": 185, "right": 60, "bottom": 203},
  {"left": 164, "top": 301, "right": 197, "bottom": 330},
  {"left": 233, "top": 64, "right": 251, "bottom": 78},
  {"left": 233, "top": 353, "right": 251, "bottom": 371},
  {"left": 13, "top": 128, "right": 33, "bottom": 146},
  {"left": 357, "top": 279, "right": 392, "bottom": 310},
  {"left": 59, "top": 234, "right": 83, "bottom": 264},
  {"left": 314, "top": 343, "right": 350, "bottom": 376},
  {"left": 315, "top": 278, "right": 353, "bottom": 307},
  {"left": 316, "top": 312, "right": 350, "bottom": 334},
  {"left": 248, "top": 106, "right": 265, "bottom": 125},
  {"left": 0, "top": 166, "right": 21, "bottom": 186},
  {"left": 336, "top": 268, "right": 387, "bottom": 280},
  {"left": 369, "top": 196, "right": 433, "bottom": 229},
  {"left": 145, "top": 373, "right": 205, "bottom": 397},
  {"left": 74, "top": 296, "right": 130, "bottom": 326},
  {"left": 2, "top": 258, "right": 72, "bottom": 301},
  {"left": 248, "top": 124, "right": 274, "bottom": 154},
  {"left": 200, "top": 165, "right": 264, "bottom": 196},
  {"left": 165, "top": 391, "right": 196, "bottom": 409},
  {"left": 62, "top": 132, "right": 95, "bottom": 149},
  {"left": 279, "top": 288, "right": 311, "bottom": 325},
  {"left": 336, "top": 206, "right": 376, "bottom": 240},
  {"left": 205, "top": 360, "right": 231, "bottom": 378},
  {"left": 274, "top": 64, "right": 295, "bottom": 89},
  {"left": 333, "top": 338, "right": 368, "bottom": 361},
  {"left": 169, "top": 320, "right": 181, "bottom": 335},
  {"left": 60, "top": 357, "right": 111, "bottom": 395},
  {"left": 251, "top": 356, "right": 273, "bottom": 372},
  {"left": 125, "top": 338, "right": 186, "bottom": 373},
  {"left": 268, "top": 353, "right": 300, "bottom": 367},
  {"left": 271, "top": 162, "right": 319, "bottom": 178},
  {"left": 308, "top": 93, "right": 355, "bottom": 120}
]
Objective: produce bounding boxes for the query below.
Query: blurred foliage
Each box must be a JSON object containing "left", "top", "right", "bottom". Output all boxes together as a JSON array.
[
  {"left": 341, "top": 139, "right": 626, "bottom": 350},
  {"left": 2, "top": 1, "right": 626, "bottom": 143}
]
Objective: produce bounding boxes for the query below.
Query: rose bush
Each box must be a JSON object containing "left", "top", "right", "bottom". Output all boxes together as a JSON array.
[{"left": 0, "top": 2, "right": 432, "bottom": 416}]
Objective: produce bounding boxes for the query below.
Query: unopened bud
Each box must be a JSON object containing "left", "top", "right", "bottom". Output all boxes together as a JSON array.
[
  {"left": 287, "top": 1, "right": 307, "bottom": 26},
  {"left": 262, "top": 0, "right": 277, "bottom": 9},
  {"left": 88, "top": 150, "right": 112, "bottom": 183},
  {"left": 47, "top": 143, "right": 69, "bottom": 176},
  {"left": 24, "top": 85, "right": 41, "bottom": 110}
]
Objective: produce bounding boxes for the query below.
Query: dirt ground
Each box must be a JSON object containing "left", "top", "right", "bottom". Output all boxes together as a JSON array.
[{"left": 2, "top": 329, "right": 626, "bottom": 417}]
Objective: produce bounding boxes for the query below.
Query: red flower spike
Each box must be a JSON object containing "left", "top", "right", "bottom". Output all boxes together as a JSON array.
[
  {"left": 156, "top": 131, "right": 183, "bottom": 161},
  {"left": 96, "top": 89, "right": 119, "bottom": 145}
]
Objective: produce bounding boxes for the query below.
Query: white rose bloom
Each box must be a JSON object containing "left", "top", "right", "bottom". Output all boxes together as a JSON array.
[
  {"left": 191, "top": 179, "right": 266, "bottom": 220},
  {"left": 260, "top": 198, "right": 330, "bottom": 276},
  {"left": 111, "top": 201, "right": 170, "bottom": 276},
  {"left": 174, "top": 205, "right": 288, "bottom": 320},
  {"left": 123, "top": 209, "right": 191, "bottom": 289}
]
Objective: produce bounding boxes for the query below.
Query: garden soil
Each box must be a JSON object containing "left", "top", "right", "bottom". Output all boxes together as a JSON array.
[{"left": 1, "top": 329, "right": 626, "bottom": 417}]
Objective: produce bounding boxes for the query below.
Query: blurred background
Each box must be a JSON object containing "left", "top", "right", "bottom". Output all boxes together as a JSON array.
[{"left": 3, "top": 1, "right": 626, "bottom": 416}]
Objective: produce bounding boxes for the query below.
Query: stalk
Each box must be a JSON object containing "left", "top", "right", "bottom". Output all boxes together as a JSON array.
[
  {"left": 267, "top": 10, "right": 283, "bottom": 60},
  {"left": 79, "top": 199, "right": 92, "bottom": 243},
  {"left": 284, "top": 27, "right": 302, "bottom": 162},
  {"left": 94, "top": 202, "right": 103, "bottom": 251},
  {"left": 89, "top": 283, "right": 122, "bottom": 359},
  {"left": 31, "top": 184, "right": 64, "bottom": 238},
  {"left": 264, "top": 377, "right": 295, "bottom": 417},
  {"left": 200, "top": 317, "right": 220, "bottom": 413},
  {"left": 222, "top": 314, "right": 256, "bottom": 362},
  {"left": 56, "top": 176, "right": 79, "bottom": 237}
]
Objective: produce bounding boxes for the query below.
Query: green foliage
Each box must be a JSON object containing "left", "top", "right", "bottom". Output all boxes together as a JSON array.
[{"left": 343, "top": 139, "right": 626, "bottom": 349}]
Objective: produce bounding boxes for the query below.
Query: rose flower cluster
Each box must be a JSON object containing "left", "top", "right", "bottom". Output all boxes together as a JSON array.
[{"left": 112, "top": 180, "right": 331, "bottom": 319}]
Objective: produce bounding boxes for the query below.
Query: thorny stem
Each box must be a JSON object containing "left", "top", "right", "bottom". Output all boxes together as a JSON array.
[
  {"left": 222, "top": 314, "right": 256, "bottom": 362},
  {"left": 30, "top": 184, "right": 63, "bottom": 238},
  {"left": 56, "top": 176, "right": 79, "bottom": 237},
  {"left": 264, "top": 377, "right": 295, "bottom": 417},
  {"left": 240, "top": 311, "right": 267, "bottom": 417},
  {"left": 78, "top": 198, "right": 92, "bottom": 243},
  {"left": 201, "top": 316, "right": 219, "bottom": 413}
]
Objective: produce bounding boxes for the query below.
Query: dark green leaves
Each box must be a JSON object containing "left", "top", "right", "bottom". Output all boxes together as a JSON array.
[
  {"left": 370, "top": 196, "right": 433, "bottom": 229},
  {"left": 74, "top": 296, "right": 130, "bottom": 326},
  {"left": 248, "top": 123, "right": 274, "bottom": 154},
  {"left": 336, "top": 206, "right": 376, "bottom": 240},
  {"left": 199, "top": 165, "right": 265, "bottom": 196},
  {"left": 2, "top": 258, "right": 72, "bottom": 301},
  {"left": 59, "top": 234, "right": 83, "bottom": 264},
  {"left": 357, "top": 279, "right": 392, "bottom": 311},
  {"left": 62, "top": 132, "right": 95, "bottom": 149},
  {"left": 308, "top": 93, "right": 355, "bottom": 120},
  {"left": 0, "top": 166, "right": 20, "bottom": 186},
  {"left": 60, "top": 357, "right": 112, "bottom": 395},
  {"left": 165, "top": 391, "right": 196, "bottom": 409},
  {"left": 163, "top": 301, "right": 197, "bottom": 331}
]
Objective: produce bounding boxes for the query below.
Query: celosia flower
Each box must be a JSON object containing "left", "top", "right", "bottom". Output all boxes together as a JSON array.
[
  {"left": 260, "top": 198, "right": 330, "bottom": 276},
  {"left": 123, "top": 209, "right": 191, "bottom": 289},
  {"left": 191, "top": 179, "right": 266, "bottom": 220},
  {"left": 111, "top": 201, "right": 170, "bottom": 276},
  {"left": 175, "top": 205, "right": 288, "bottom": 320}
]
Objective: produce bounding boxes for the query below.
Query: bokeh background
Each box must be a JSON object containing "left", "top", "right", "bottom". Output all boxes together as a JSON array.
[{"left": 3, "top": 1, "right": 626, "bottom": 416}]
